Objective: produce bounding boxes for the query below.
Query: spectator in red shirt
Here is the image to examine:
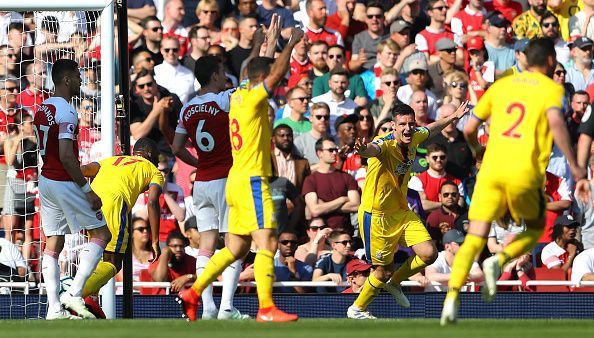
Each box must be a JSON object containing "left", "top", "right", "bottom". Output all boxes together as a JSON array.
[
  {"left": 408, "top": 143, "right": 462, "bottom": 212},
  {"left": 148, "top": 232, "right": 197, "bottom": 295},
  {"left": 288, "top": 38, "right": 312, "bottom": 87},
  {"left": 426, "top": 180, "right": 467, "bottom": 248},
  {"left": 342, "top": 259, "right": 372, "bottom": 294},
  {"left": 416, "top": 0, "right": 456, "bottom": 63},
  {"left": 466, "top": 37, "right": 495, "bottom": 100},
  {"left": 485, "top": 0, "right": 523, "bottom": 22},
  {"left": 16, "top": 62, "right": 48, "bottom": 115},
  {"left": 162, "top": 0, "right": 190, "bottom": 58},
  {"left": 305, "top": 0, "right": 344, "bottom": 47},
  {"left": 451, "top": 0, "right": 486, "bottom": 46},
  {"left": 302, "top": 137, "right": 360, "bottom": 235}
]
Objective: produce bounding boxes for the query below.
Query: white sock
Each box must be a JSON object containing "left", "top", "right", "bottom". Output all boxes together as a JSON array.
[
  {"left": 42, "top": 250, "right": 61, "bottom": 313},
  {"left": 68, "top": 239, "right": 105, "bottom": 297},
  {"left": 196, "top": 253, "right": 217, "bottom": 315},
  {"left": 220, "top": 259, "right": 241, "bottom": 311}
]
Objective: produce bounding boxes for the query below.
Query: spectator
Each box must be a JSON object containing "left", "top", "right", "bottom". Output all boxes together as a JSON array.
[
  {"left": 349, "top": 2, "right": 388, "bottom": 72},
  {"left": 426, "top": 180, "right": 468, "bottom": 248},
  {"left": 541, "top": 215, "right": 582, "bottom": 272},
  {"left": 228, "top": 15, "right": 258, "bottom": 78},
  {"left": 257, "top": 0, "right": 296, "bottom": 42},
  {"left": 498, "top": 252, "right": 535, "bottom": 292},
  {"left": 487, "top": 213, "right": 526, "bottom": 254},
  {"left": 312, "top": 44, "right": 368, "bottom": 106},
  {"left": 294, "top": 102, "right": 331, "bottom": 170},
  {"left": 302, "top": 137, "right": 360, "bottom": 234},
  {"left": 127, "top": 0, "right": 157, "bottom": 24},
  {"left": 483, "top": 11, "right": 515, "bottom": 75},
  {"left": 540, "top": 11, "right": 570, "bottom": 65},
  {"left": 162, "top": 0, "right": 189, "bottom": 58},
  {"left": 133, "top": 154, "right": 185, "bottom": 246},
  {"left": 410, "top": 90, "right": 433, "bottom": 126},
  {"left": 182, "top": 26, "right": 211, "bottom": 74},
  {"left": 326, "top": 0, "right": 367, "bottom": 54},
  {"left": 183, "top": 216, "right": 200, "bottom": 258},
  {"left": 133, "top": 16, "right": 164, "bottom": 66},
  {"left": 236, "top": 0, "right": 258, "bottom": 18},
  {"left": 342, "top": 259, "right": 372, "bottom": 293},
  {"left": 408, "top": 143, "right": 462, "bottom": 212},
  {"left": 77, "top": 99, "right": 100, "bottom": 164},
  {"left": 0, "top": 237, "right": 27, "bottom": 280},
  {"left": 428, "top": 37, "right": 464, "bottom": 100},
  {"left": 397, "top": 52, "right": 439, "bottom": 120},
  {"left": 334, "top": 113, "right": 363, "bottom": 178},
  {"left": 569, "top": 0, "right": 594, "bottom": 40},
  {"left": 220, "top": 17, "right": 240, "bottom": 51},
  {"left": 466, "top": 37, "right": 495, "bottom": 101},
  {"left": 511, "top": 0, "right": 547, "bottom": 39},
  {"left": 289, "top": 38, "right": 312, "bottom": 88},
  {"left": 0, "top": 46, "right": 18, "bottom": 78},
  {"left": 354, "top": 106, "right": 375, "bottom": 141},
  {"left": 154, "top": 37, "right": 198, "bottom": 104},
  {"left": 416, "top": 0, "right": 456, "bottom": 62},
  {"left": 6, "top": 23, "right": 32, "bottom": 62},
  {"left": 312, "top": 229, "right": 353, "bottom": 292},
  {"left": 274, "top": 87, "right": 312, "bottom": 136},
  {"left": 566, "top": 36, "right": 594, "bottom": 91},
  {"left": 304, "top": 0, "right": 343, "bottom": 46},
  {"left": 295, "top": 217, "right": 333, "bottom": 266},
  {"left": 443, "top": 70, "right": 475, "bottom": 108},
  {"left": 130, "top": 69, "right": 182, "bottom": 156},
  {"left": 311, "top": 67, "right": 358, "bottom": 134},
  {"left": 568, "top": 90, "right": 590, "bottom": 144},
  {"left": 390, "top": 19, "right": 412, "bottom": 50},
  {"left": 271, "top": 124, "right": 312, "bottom": 192},
  {"left": 575, "top": 159, "right": 594, "bottom": 250},
  {"left": 500, "top": 39, "right": 529, "bottom": 78},
  {"left": 195, "top": 0, "right": 222, "bottom": 45},
  {"left": 450, "top": 0, "right": 486, "bottom": 47},
  {"left": 148, "top": 232, "right": 196, "bottom": 294},
  {"left": 274, "top": 230, "right": 314, "bottom": 293},
  {"left": 484, "top": 0, "right": 523, "bottom": 23},
  {"left": 360, "top": 39, "right": 401, "bottom": 101},
  {"left": 307, "top": 40, "right": 330, "bottom": 78},
  {"left": 16, "top": 62, "right": 48, "bottom": 115},
  {"left": 115, "top": 217, "right": 155, "bottom": 294},
  {"left": 570, "top": 248, "right": 594, "bottom": 285},
  {"left": 425, "top": 229, "right": 484, "bottom": 291},
  {"left": 131, "top": 49, "right": 157, "bottom": 80},
  {"left": 428, "top": 103, "right": 474, "bottom": 180},
  {"left": 369, "top": 68, "right": 403, "bottom": 124}
]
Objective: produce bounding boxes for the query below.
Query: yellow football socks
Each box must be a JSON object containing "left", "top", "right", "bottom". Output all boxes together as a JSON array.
[
  {"left": 499, "top": 227, "right": 540, "bottom": 267},
  {"left": 191, "top": 247, "right": 237, "bottom": 295},
  {"left": 392, "top": 255, "right": 428, "bottom": 284},
  {"left": 82, "top": 261, "right": 117, "bottom": 297},
  {"left": 254, "top": 250, "right": 276, "bottom": 309},
  {"left": 353, "top": 273, "right": 385, "bottom": 310},
  {"left": 448, "top": 234, "right": 487, "bottom": 293}
]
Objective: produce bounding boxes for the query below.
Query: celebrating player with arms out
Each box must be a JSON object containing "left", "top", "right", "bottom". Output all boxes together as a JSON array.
[
  {"left": 347, "top": 102, "right": 469, "bottom": 319},
  {"left": 171, "top": 55, "right": 248, "bottom": 320},
  {"left": 34, "top": 59, "right": 112, "bottom": 320},
  {"left": 440, "top": 38, "right": 587, "bottom": 325},
  {"left": 78, "top": 137, "right": 163, "bottom": 301},
  {"left": 178, "top": 18, "right": 303, "bottom": 322}
]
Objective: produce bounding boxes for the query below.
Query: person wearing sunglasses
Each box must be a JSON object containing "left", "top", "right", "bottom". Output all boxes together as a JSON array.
[
  {"left": 274, "top": 87, "right": 312, "bottom": 137},
  {"left": 566, "top": 36, "right": 594, "bottom": 91},
  {"left": 154, "top": 36, "right": 198, "bottom": 104},
  {"left": 511, "top": 0, "right": 547, "bottom": 40},
  {"left": 348, "top": 3, "right": 387, "bottom": 73},
  {"left": 295, "top": 102, "right": 332, "bottom": 171},
  {"left": 415, "top": 0, "right": 455, "bottom": 63},
  {"left": 312, "top": 230, "right": 354, "bottom": 293},
  {"left": 443, "top": 70, "right": 475, "bottom": 107},
  {"left": 274, "top": 230, "right": 314, "bottom": 293},
  {"left": 349, "top": 102, "right": 469, "bottom": 320},
  {"left": 134, "top": 16, "right": 164, "bottom": 66},
  {"left": 539, "top": 12, "right": 569, "bottom": 64},
  {"left": 295, "top": 217, "right": 333, "bottom": 266},
  {"left": 428, "top": 38, "right": 463, "bottom": 100},
  {"left": 370, "top": 68, "right": 403, "bottom": 124},
  {"left": 426, "top": 181, "right": 468, "bottom": 249},
  {"left": 398, "top": 52, "right": 439, "bottom": 120}
]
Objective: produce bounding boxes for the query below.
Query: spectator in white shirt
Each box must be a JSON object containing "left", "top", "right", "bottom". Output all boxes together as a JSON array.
[
  {"left": 0, "top": 237, "right": 27, "bottom": 279},
  {"left": 397, "top": 52, "right": 439, "bottom": 120},
  {"left": 311, "top": 67, "right": 357, "bottom": 135},
  {"left": 154, "top": 36, "right": 199, "bottom": 103},
  {"left": 570, "top": 248, "right": 594, "bottom": 285}
]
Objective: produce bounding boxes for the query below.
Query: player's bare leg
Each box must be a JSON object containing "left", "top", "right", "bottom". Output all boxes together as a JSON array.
[
  {"left": 251, "top": 228, "right": 298, "bottom": 322},
  {"left": 441, "top": 220, "right": 490, "bottom": 326}
]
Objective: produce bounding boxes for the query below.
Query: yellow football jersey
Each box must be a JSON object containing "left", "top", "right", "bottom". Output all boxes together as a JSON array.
[
  {"left": 474, "top": 71, "right": 564, "bottom": 186},
  {"left": 360, "top": 127, "right": 429, "bottom": 214},
  {"left": 91, "top": 155, "right": 164, "bottom": 207},
  {"left": 551, "top": 0, "right": 582, "bottom": 41},
  {"left": 228, "top": 83, "right": 272, "bottom": 177}
]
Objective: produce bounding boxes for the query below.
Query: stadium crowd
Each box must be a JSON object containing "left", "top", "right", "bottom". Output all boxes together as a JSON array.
[{"left": 1, "top": 0, "right": 594, "bottom": 297}]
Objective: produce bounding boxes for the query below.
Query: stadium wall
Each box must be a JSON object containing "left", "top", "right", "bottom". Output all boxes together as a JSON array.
[{"left": 3, "top": 293, "right": 594, "bottom": 319}]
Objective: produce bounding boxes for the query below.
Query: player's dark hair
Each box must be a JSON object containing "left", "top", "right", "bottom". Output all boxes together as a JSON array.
[
  {"left": 315, "top": 136, "right": 335, "bottom": 152},
  {"left": 273, "top": 123, "right": 293, "bottom": 136},
  {"left": 166, "top": 231, "right": 188, "bottom": 245},
  {"left": 440, "top": 180, "right": 458, "bottom": 192},
  {"left": 41, "top": 15, "right": 60, "bottom": 34},
  {"left": 194, "top": 55, "right": 222, "bottom": 87},
  {"left": 51, "top": 59, "right": 79, "bottom": 85},
  {"left": 133, "top": 137, "right": 159, "bottom": 165},
  {"left": 427, "top": 143, "right": 448, "bottom": 155},
  {"left": 8, "top": 22, "right": 23, "bottom": 33},
  {"left": 391, "top": 103, "right": 415, "bottom": 118},
  {"left": 525, "top": 38, "right": 556, "bottom": 68},
  {"left": 247, "top": 57, "right": 273, "bottom": 84},
  {"left": 329, "top": 229, "right": 350, "bottom": 242}
]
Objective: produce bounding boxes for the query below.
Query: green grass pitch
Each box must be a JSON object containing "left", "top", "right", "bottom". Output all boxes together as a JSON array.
[{"left": 3, "top": 319, "right": 594, "bottom": 338}]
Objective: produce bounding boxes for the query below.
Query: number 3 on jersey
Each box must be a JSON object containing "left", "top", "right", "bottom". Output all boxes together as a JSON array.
[
  {"left": 34, "top": 125, "right": 50, "bottom": 156},
  {"left": 230, "top": 118, "right": 243, "bottom": 151},
  {"left": 502, "top": 102, "right": 525, "bottom": 138}
]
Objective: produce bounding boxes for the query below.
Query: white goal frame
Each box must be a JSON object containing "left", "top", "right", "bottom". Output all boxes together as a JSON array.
[{"left": 0, "top": 0, "right": 116, "bottom": 318}]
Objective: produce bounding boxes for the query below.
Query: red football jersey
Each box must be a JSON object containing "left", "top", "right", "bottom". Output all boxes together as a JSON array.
[
  {"left": 34, "top": 97, "right": 79, "bottom": 181},
  {"left": 176, "top": 90, "right": 234, "bottom": 181}
]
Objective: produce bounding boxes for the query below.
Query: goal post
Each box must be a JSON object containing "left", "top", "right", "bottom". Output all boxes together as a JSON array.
[{"left": 0, "top": 0, "right": 117, "bottom": 319}]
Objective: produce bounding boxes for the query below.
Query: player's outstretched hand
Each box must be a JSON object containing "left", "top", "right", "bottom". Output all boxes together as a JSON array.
[
  {"left": 575, "top": 178, "right": 592, "bottom": 203},
  {"left": 150, "top": 241, "right": 161, "bottom": 262},
  {"left": 353, "top": 137, "right": 368, "bottom": 155},
  {"left": 85, "top": 190, "right": 102, "bottom": 211}
]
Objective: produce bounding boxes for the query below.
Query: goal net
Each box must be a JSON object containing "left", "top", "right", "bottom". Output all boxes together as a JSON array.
[{"left": 0, "top": 1, "right": 116, "bottom": 319}]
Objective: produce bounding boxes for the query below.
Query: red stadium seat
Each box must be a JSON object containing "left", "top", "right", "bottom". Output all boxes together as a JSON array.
[
  {"left": 139, "top": 269, "right": 165, "bottom": 295},
  {"left": 533, "top": 267, "right": 569, "bottom": 292}
]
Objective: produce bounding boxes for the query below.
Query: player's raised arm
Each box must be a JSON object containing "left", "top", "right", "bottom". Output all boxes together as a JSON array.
[
  {"left": 547, "top": 107, "right": 587, "bottom": 182},
  {"left": 353, "top": 137, "right": 381, "bottom": 158},
  {"left": 80, "top": 162, "right": 101, "bottom": 178},
  {"left": 427, "top": 101, "right": 469, "bottom": 139},
  {"left": 264, "top": 28, "right": 305, "bottom": 91}
]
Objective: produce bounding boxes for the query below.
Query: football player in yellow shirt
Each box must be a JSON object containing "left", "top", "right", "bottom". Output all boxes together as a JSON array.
[
  {"left": 441, "top": 38, "right": 587, "bottom": 325},
  {"left": 80, "top": 137, "right": 163, "bottom": 298},
  {"left": 347, "top": 102, "right": 469, "bottom": 319},
  {"left": 178, "top": 17, "right": 302, "bottom": 322}
]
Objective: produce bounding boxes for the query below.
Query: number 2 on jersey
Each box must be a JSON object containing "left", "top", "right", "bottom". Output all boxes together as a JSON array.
[
  {"left": 502, "top": 102, "right": 525, "bottom": 138},
  {"left": 230, "top": 118, "right": 243, "bottom": 151},
  {"left": 34, "top": 125, "right": 50, "bottom": 156}
]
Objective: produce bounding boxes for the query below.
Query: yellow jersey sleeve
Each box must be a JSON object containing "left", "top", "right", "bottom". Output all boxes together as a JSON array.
[
  {"left": 371, "top": 134, "right": 391, "bottom": 156},
  {"left": 244, "top": 83, "right": 270, "bottom": 110},
  {"left": 542, "top": 81, "right": 564, "bottom": 111},
  {"left": 412, "top": 127, "right": 429, "bottom": 147},
  {"left": 148, "top": 163, "right": 165, "bottom": 189}
]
